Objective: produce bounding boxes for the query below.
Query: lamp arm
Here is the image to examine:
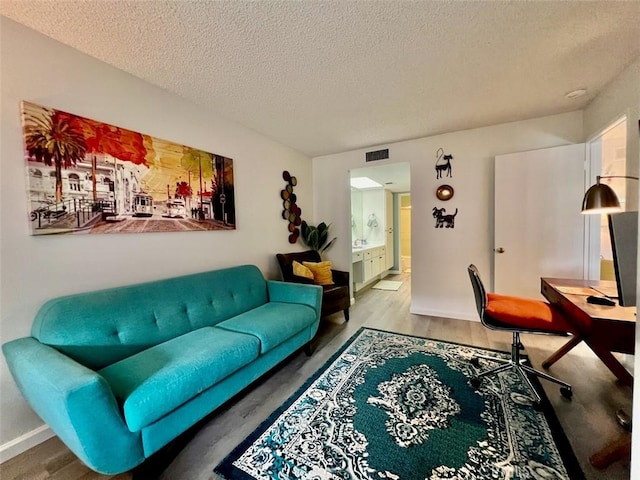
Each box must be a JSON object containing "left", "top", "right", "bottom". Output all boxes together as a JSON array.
[{"left": 596, "top": 175, "right": 640, "bottom": 182}]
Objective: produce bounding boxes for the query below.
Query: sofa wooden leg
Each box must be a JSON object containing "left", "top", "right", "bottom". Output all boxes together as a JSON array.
[
  {"left": 304, "top": 342, "right": 315, "bottom": 356},
  {"left": 344, "top": 309, "right": 350, "bottom": 322}
]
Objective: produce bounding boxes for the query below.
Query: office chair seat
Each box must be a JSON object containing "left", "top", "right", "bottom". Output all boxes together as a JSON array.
[
  {"left": 467, "top": 264, "right": 575, "bottom": 405},
  {"left": 485, "top": 293, "right": 575, "bottom": 334}
]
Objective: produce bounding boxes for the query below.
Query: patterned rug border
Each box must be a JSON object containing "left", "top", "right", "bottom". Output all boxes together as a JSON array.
[{"left": 214, "top": 327, "right": 585, "bottom": 480}]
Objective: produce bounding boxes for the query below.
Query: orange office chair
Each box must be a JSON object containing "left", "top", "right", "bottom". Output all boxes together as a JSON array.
[{"left": 467, "top": 264, "right": 575, "bottom": 404}]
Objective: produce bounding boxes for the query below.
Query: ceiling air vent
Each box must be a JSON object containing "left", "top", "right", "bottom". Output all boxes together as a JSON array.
[{"left": 365, "top": 149, "right": 389, "bottom": 162}]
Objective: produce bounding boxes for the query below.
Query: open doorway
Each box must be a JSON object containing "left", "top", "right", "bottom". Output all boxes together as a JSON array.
[
  {"left": 349, "top": 163, "right": 410, "bottom": 293},
  {"left": 399, "top": 193, "right": 411, "bottom": 273},
  {"left": 584, "top": 116, "right": 634, "bottom": 465},
  {"left": 586, "top": 116, "right": 627, "bottom": 280}
]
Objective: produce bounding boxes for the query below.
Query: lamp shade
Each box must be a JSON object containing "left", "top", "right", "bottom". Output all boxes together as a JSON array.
[{"left": 581, "top": 182, "right": 622, "bottom": 214}]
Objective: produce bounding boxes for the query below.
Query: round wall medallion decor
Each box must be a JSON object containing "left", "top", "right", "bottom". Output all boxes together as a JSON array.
[
  {"left": 436, "top": 184, "right": 454, "bottom": 201},
  {"left": 281, "top": 171, "right": 301, "bottom": 243}
]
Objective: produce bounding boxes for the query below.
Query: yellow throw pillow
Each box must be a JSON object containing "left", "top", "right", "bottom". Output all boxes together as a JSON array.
[
  {"left": 292, "top": 260, "right": 314, "bottom": 280},
  {"left": 302, "top": 261, "right": 334, "bottom": 285}
]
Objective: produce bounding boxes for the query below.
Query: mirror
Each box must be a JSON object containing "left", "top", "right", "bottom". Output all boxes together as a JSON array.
[
  {"left": 350, "top": 187, "right": 385, "bottom": 248},
  {"left": 350, "top": 163, "right": 410, "bottom": 252}
]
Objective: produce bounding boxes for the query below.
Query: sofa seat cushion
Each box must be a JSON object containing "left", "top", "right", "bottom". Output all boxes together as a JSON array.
[
  {"left": 98, "top": 327, "right": 260, "bottom": 432},
  {"left": 216, "top": 303, "right": 316, "bottom": 354}
]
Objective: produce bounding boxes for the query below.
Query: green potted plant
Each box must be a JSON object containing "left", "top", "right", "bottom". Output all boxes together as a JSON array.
[{"left": 300, "top": 221, "right": 336, "bottom": 254}]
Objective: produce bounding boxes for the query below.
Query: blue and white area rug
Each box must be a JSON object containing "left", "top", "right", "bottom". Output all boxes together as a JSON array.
[{"left": 215, "top": 328, "right": 584, "bottom": 480}]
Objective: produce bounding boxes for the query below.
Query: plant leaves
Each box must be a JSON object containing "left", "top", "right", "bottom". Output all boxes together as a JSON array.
[
  {"left": 299, "top": 220, "right": 335, "bottom": 252},
  {"left": 321, "top": 237, "right": 337, "bottom": 253}
]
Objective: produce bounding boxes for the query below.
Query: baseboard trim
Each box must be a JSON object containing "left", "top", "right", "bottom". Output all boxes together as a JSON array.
[
  {"left": 409, "top": 307, "right": 479, "bottom": 323},
  {"left": 0, "top": 424, "right": 54, "bottom": 463}
]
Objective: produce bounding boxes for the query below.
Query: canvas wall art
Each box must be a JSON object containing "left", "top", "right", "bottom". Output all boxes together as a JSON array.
[{"left": 21, "top": 101, "right": 235, "bottom": 235}]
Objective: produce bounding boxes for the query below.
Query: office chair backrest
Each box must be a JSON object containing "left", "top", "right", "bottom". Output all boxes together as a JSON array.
[{"left": 467, "top": 264, "right": 488, "bottom": 321}]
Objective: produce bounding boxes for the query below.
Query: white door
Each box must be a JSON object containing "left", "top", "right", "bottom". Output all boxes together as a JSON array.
[{"left": 494, "top": 144, "right": 586, "bottom": 299}]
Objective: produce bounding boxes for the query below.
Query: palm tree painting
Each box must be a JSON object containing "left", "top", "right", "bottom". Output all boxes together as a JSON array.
[
  {"left": 21, "top": 101, "right": 236, "bottom": 235},
  {"left": 69, "top": 115, "right": 153, "bottom": 202},
  {"left": 23, "top": 106, "right": 88, "bottom": 202}
]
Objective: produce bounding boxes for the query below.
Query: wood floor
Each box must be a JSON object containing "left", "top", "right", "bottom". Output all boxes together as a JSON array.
[{"left": 1, "top": 272, "right": 633, "bottom": 480}]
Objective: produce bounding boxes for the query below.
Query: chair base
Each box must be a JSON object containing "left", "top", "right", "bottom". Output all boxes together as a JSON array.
[{"left": 471, "top": 332, "right": 573, "bottom": 404}]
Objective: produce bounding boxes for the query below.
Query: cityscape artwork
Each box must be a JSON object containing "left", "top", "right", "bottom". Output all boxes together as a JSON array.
[{"left": 21, "top": 101, "right": 235, "bottom": 235}]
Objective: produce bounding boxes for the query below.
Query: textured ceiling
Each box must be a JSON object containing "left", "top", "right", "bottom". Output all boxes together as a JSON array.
[{"left": 2, "top": 1, "right": 639, "bottom": 157}]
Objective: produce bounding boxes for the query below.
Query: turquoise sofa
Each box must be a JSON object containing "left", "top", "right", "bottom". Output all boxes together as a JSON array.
[{"left": 2, "top": 265, "right": 322, "bottom": 474}]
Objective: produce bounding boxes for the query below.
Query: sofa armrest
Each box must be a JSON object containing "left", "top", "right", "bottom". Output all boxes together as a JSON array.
[
  {"left": 267, "top": 280, "right": 323, "bottom": 321},
  {"left": 331, "top": 269, "right": 349, "bottom": 286},
  {"left": 2, "top": 338, "right": 144, "bottom": 474}
]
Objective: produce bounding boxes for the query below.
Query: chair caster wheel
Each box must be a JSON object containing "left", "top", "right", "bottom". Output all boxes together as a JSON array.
[
  {"left": 560, "top": 386, "right": 573, "bottom": 399},
  {"left": 616, "top": 409, "right": 632, "bottom": 431},
  {"left": 470, "top": 377, "right": 482, "bottom": 389},
  {"left": 470, "top": 357, "right": 480, "bottom": 367}
]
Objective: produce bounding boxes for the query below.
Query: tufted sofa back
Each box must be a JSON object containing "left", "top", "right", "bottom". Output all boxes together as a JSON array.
[{"left": 31, "top": 265, "right": 268, "bottom": 369}]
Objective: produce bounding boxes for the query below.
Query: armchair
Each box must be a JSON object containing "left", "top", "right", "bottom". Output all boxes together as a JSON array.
[{"left": 276, "top": 250, "right": 350, "bottom": 321}]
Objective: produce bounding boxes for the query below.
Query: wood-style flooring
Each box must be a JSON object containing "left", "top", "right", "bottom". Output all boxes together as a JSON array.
[{"left": 1, "top": 272, "right": 633, "bottom": 480}]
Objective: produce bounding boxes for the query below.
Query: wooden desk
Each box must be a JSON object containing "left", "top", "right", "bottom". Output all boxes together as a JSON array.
[
  {"left": 541, "top": 278, "right": 636, "bottom": 470},
  {"left": 540, "top": 277, "right": 636, "bottom": 387}
]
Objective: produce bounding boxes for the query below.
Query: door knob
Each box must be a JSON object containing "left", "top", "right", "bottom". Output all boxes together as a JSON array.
[{"left": 495, "top": 247, "right": 505, "bottom": 253}]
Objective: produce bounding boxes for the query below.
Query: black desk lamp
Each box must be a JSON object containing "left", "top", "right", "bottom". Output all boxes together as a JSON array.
[{"left": 581, "top": 175, "right": 639, "bottom": 214}]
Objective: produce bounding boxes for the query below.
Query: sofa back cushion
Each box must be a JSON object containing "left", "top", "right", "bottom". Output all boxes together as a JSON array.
[{"left": 31, "top": 265, "right": 268, "bottom": 369}]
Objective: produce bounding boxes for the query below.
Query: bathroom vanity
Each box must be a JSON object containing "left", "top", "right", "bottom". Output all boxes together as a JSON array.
[{"left": 352, "top": 244, "right": 388, "bottom": 291}]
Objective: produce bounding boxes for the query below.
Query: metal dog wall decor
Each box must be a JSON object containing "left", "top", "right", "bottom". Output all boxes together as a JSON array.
[
  {"left": 432, "top": 207, "right": 458, "bottom": 228},
  {"left": 435, "top": 147, "right": 453, "bottom": 179},
  {"left": 433, "top": 147, "right": 458, "bottom": 228}
]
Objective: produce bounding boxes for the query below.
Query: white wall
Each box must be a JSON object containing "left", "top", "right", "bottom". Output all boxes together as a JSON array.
[
  {"left": 0, "top": 18, "right": 313, "bottom": 458},
  {"left": 584, "top": 56, "right": 640, "bottom": 208},
  {"left": 583, "top": 56, "right": 640, "bottom": 480},
  {"left": 313, "top": 112, "right": 583, "bottom": 321}
]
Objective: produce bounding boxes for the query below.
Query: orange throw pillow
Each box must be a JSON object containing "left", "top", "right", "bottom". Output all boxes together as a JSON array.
[
  {"left": 485, "top": 293, "right": 576, "bottom": 333},
  {"left": 302, "top": 261, "right": 334, "bottom": 285},
  {"left": 292, "top": 260, "right": 314, "bottom": 280}
]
